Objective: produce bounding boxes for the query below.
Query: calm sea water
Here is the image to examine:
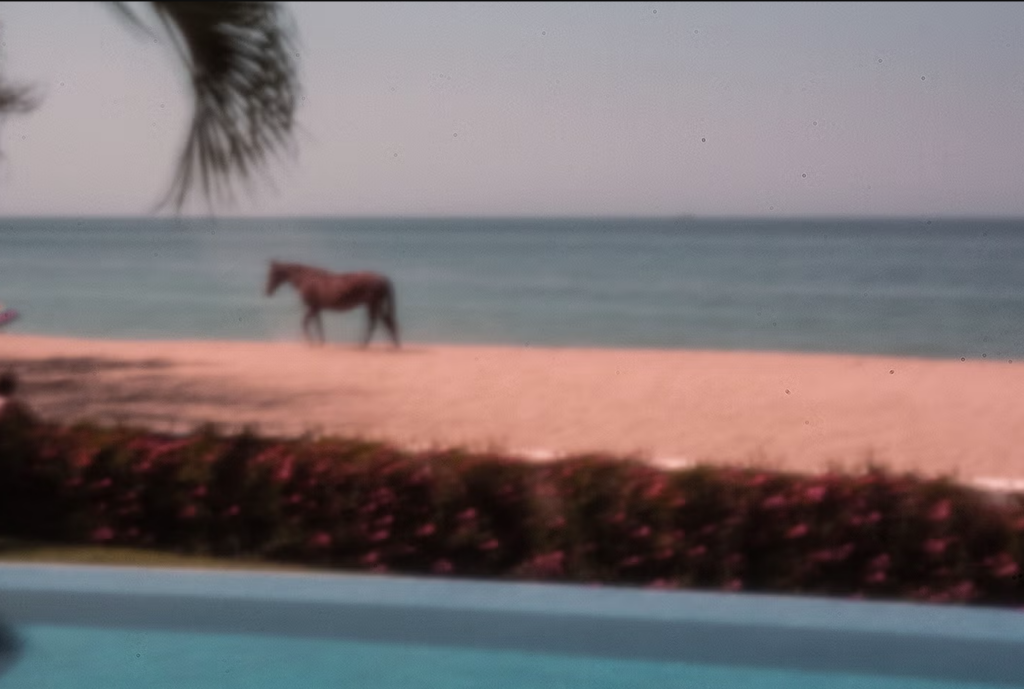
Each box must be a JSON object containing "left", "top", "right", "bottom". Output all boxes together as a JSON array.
[
  {"left": 1, "top": 624, "right": 1008, "bottom": 689},
  {"left": 0, "top": 216, "right": 1022, "bottom": 358}
]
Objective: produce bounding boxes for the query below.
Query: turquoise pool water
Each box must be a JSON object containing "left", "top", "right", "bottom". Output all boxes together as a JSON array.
[
  {"left": 5, "top": 625, "right": 1011, "bottom": 689},
  {"left": 2, "top": 565, "right": 1023, "bottom": 688}
]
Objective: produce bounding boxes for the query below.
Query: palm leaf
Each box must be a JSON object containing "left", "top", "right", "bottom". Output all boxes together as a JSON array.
[
  {"left": 121, "top": 1, "right": 301, "bottom": 210},
  {"left": 0, "top": 82, "right": 36, "bottom": 117},
  {"left": 0, "top": 2, "right": 301, "bottom": 210},
  {"left": 0, "top": 24, "right": 39, "bottom": 157}
]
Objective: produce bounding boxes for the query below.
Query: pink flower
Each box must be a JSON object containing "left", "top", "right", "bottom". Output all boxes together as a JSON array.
[
  {"left": 948, "top": 580, "right": 976, "bottom": 601},
  {"left": 526, "top": 551, "right": 565, "bottom": 577},
  {"left": 479, "top": 538, "right": 500, "bottom": 551},
  {"left": 370, "top": 529, "right": 390, "bottom": 542},
  {"left": 633, "top": 525, "right": 651, "bottom": 538},
  {"left": 804, "top": 485, "right": 827, "bottom": 502},
  {"left": 275, "top": 460, "right": 293, "bottom": 483},
  {"left": 620, "top": 555, "right": 642, "bottom": 567},
  {"left": 928, "top": 499, "right": 952, "bottom": 522},
  {"left": 870, "top": 554, "right": 891, "bottom": 570},
  {"left": 644, "top": 480, "right": 666, "bottom": 499},
  {"left": 987, "top": 554, "right": 1020, "bottom": 579},
  {"left": 361, "top": 551, "right": 380, "bottom": 565},
  {"left": 688, "top": 545, "right": 707, "bottom": 558},
  {"left": 549, "top": 516, "right": 566, "bottom": 529},
  {"left": 723, "top": 578, "right": 743, "bottom": 592},
  {"left": 432, "top": 559, "right": 454, "bottom": 574},
  {"left": 762, "top": 494, "right": 787, "bottom": 509},
  {"left": 416, "top": 523, "right": 436, "bottom": 537},
  {"left": 865, "top": 570, "right": 886, "bottom": 584},
  {"left": 924, "top": 538, "right": 948, "bottom": 556},
  {"left": 997, "top": 562, "right": 1020, "bottom": 578},
  {"left": 95, "top": 478, "right": 112, "bottom": 489},
  {"left": 91, "top": 526, "right": 114, "bottom": 542},
  {"left": 648, "top": 579, "right": 672, "bottom": 589},
  {"left": 786, "top": 523, "right": 809, "bottom": 539},
  {"left": 373, "top": 488, "right": 396, "bottom": 506},
  {"left": 226, "top": 505, "right": 240, "bottom": 517},
  {"left": 180, "top": 505, "right": 197, "bottom": 519},
  {"left": 458, "top": 508, "right": 478, "bottom": 522},
  {"left": 310, "top": 532, "right": 331, "bottom": 548}
]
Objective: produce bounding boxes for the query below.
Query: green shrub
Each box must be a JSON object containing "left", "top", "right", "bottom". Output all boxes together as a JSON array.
[{"left": 1, "top": 414, "right": 1021, "bottom": 607}]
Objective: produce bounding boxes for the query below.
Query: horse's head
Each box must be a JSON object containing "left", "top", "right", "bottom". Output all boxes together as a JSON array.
[{"left": 265, "top": 261, "right": 288, "bottom": 296}]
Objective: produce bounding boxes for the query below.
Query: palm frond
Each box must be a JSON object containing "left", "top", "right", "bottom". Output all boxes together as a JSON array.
[
  {"left": 116, "top": 1, "right": 301, "bottom": 211},
  {"left": 0, "top": 25, "right": 39, "bottom": 156},
  {"left": 0, "top": 80, "right": 36, "bottom": 117}
]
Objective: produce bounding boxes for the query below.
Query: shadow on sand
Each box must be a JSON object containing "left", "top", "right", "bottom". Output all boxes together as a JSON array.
[{"left": 0, "top": 355, "right": 367, "bottom": 435}]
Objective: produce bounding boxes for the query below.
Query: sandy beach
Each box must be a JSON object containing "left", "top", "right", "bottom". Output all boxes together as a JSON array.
[{"left": 1, "top": 334, "right": 1022, "bottom": 483}]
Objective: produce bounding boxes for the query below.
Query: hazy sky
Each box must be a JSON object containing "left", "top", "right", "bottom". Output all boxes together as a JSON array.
[{"left": 2, "top": 1, "right": 1024, "bottom": 217}]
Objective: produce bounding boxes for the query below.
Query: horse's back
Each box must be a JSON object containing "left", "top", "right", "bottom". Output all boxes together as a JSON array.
[
  {"left": 316, "top": 271, "right": 392, "bottom": 310},
  {"left": 348, "top": 270, "right": 390, "bottom": 284}
]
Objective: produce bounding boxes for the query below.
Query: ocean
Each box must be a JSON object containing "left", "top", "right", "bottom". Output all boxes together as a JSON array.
[{"left": 0, "top": 216, "right": 1022, "bottom": 359}]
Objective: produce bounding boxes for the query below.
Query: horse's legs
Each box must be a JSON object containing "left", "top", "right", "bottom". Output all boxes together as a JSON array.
[
  {"left": 301, "top": 309, "right": 317, "bottom": 346},
  {"left": 382, "top": 310, "right": 400, "bottom": 349},
  {"left": 362, "top": 303, "right": 380, "bottom": 349},
  {"left": 314, "top": 312, "right": 327, "bottom": 346},
  {"left": 381, "top": 283, "right": 401, "bottom": 349}
]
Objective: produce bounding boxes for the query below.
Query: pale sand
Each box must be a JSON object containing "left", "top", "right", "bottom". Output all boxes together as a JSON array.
[{"left": 1, "top": 334, "right": 1023, "bottom": 482}]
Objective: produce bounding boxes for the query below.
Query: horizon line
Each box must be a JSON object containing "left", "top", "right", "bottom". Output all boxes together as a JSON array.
[{"left": 5, "top": 213, "right": 1024, "bottom": 222}]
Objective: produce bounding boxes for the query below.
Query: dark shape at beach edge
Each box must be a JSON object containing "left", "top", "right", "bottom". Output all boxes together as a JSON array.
[{"left": 0, "top": 616, "right": 23, "bottom": 679}]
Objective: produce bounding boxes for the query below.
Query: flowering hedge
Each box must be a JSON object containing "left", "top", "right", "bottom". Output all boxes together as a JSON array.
[{"left": 1, "top": 413, "right": 1023, "bottom": 607}]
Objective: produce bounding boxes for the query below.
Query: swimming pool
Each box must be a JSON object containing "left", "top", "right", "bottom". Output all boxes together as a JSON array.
[{"left": 1, "top": 564, "right": 1022, "bottom": 688}]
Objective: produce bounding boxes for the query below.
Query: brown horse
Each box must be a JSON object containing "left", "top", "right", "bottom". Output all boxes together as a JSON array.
[{"left": 265, "top": 260, "right": 401, "bottom": 348}]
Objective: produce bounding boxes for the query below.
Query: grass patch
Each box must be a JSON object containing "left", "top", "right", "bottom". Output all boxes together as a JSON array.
[{"left": 0, "top": 538, "right": 311, "bottom": 573}]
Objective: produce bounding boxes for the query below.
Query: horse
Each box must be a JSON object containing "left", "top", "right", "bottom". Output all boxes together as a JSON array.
[{"left": 265, "top": 260, "right": 401, "bottom": 348}]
